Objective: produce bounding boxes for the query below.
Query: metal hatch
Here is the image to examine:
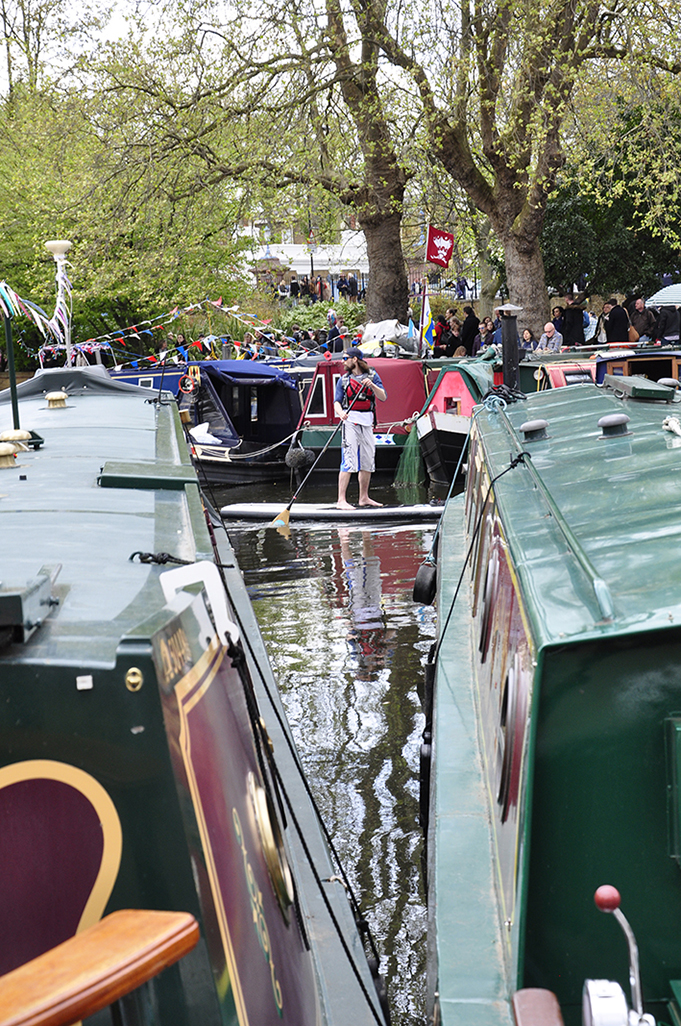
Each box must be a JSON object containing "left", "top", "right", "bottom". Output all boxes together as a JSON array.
[{"left": 0, "top": 565, "right": 61, "bottom": 643}]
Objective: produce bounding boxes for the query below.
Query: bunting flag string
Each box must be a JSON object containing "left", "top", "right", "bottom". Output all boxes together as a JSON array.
[{"left": 2, "top": 284, "right": 312, "bottom": 365}]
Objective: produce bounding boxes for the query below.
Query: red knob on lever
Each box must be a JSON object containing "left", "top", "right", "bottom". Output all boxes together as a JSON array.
[{"left": 594, "top": 885, "right": 621, "bottom": 912}]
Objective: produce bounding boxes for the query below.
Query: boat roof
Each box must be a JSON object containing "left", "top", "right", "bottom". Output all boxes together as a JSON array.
[
  {"left": 425, "top": 360, "right": 494, "bottom": 408},
  {"left": 476, "top": 381, "right": 681, "bottom": 647},
  {"left": 0, "top": 367, "right": 208, "bottom": 668},
  {"left": 190, "top": 359, "right": 298, "bottom": 389}
]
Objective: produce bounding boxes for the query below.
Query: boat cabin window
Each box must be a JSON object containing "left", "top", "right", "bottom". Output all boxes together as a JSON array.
[
  {"left": 138, "top": 377, "right": 154, "bottom": 389},
  {"left": 250, "top": 388, "right": 258, "bottom": 422},
  {"left": 563, "top": 371, "right": 593, "bottom": 385},
  {"left": 605, "top": 357, "right": 681, "bottom": 381},
  {"left": 305, "top": 376, "right": 327, "bottom": 418},
  {"left": 445, "top": 397, "right": 462, "bottom": 414},
  {"left": 232, "top": 386, "right": 240, "bottom": 418}
]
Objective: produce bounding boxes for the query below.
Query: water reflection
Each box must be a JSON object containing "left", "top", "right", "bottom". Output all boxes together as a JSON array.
[{"left": 229, "top": 522, "right": 437, "bottom": 1026}]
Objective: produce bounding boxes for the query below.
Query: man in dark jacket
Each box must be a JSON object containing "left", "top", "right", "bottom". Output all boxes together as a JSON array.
[
  {"left": 562, "top": 294, "right": 586, "bottom": 346},
  {"left": 655, "top": 306, "right": 680, "bottom": 343},
  {"left": 459, "top": 306, "right": 480, "bottom": 356},
  {"left": 605, "top": 298, "right": 630, "bottom": 344}
]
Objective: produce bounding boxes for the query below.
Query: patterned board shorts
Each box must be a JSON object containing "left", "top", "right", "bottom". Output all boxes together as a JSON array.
[{"left": 340, "top": 419, "right": 376, "bottom": 473}]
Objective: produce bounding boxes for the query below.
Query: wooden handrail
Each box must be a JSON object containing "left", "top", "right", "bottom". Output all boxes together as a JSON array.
[
  {"left": 0, "top": 909, "right": 200, "bottom": 1026},
  {"left": 512, "top": 988, "right": 565, "bottom": 1026}
]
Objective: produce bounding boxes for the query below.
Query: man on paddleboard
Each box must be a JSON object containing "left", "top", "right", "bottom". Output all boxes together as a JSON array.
[{"left": 334, "top": 348, "right": 387, "bottom": 509}]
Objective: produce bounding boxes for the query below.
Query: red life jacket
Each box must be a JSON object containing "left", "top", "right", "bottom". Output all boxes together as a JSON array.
[{"left": 342, "top": 373, "right": 375, "bottom": 414}]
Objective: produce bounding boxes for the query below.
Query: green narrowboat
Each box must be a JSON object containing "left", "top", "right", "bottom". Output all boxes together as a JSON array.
[
  {"left": 0, "top": 366, "right": 386, "bottom": 1026},
  {"left": 425, "top": 376, "right": 681, "bottom": 1026}
]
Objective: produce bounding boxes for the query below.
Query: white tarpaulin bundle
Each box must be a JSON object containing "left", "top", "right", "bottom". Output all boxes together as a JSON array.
[{"left": 361, "top": 320, "right": 417, "bottom": 355}]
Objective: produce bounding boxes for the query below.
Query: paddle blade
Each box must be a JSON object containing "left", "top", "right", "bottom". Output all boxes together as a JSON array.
[{"left": 269, "top": 508, "right": 290, "bottom": 528}]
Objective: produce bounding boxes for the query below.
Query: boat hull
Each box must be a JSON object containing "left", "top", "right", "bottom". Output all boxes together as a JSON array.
[
  {"left": 416, "top": 411, "right": 468, "bottom": 486},
  {"left": 427, "top": 382, "right": 681, "bottom": 1026},
  {"left": 0, "top": 366, "right": 385, "bottom": 1026}
]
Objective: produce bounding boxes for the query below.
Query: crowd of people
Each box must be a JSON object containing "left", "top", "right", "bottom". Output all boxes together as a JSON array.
[
  {"left": 518, "top": 293, "right": 679, "bottom": 350},
  {"left": 239, "top": 310, "right": 361, "bottom": 360},
  {"left": 265, "top": 272, "right": 363, "bottom": 306},
  {"left": 430, "top": 291, "right": 680, "bottom": 358}
]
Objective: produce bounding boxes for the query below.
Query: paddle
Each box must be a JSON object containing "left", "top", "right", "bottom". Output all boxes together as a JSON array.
[{"left": 269, "top": 375, "right": 371, "bottom": 528}]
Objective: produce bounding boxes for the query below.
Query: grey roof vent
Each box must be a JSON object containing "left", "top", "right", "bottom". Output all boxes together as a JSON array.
[
  {"left": 598, "top": 413, "right": 631, "bottom": 438},
  {"left": 519, "top": 419, "right": 549, "bottom": 442}
]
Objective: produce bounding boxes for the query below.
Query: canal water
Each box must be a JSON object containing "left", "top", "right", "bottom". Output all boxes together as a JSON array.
[{"left": 215, "top": 476, "right": 440, "bottom": 1026}]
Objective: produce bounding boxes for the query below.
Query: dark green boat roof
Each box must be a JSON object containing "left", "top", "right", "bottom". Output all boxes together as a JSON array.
[
  {"left": 476, "top": 382, "right": 681, "bottom": 648},
  {"left": 0, "top": 368, "right": 209, "bottom": 668}
]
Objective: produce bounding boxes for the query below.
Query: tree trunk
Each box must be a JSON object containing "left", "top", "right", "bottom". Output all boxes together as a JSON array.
[
  {"left": 470, "top": 214, "right": 500, "bottom": 319},
  {"left": 361, "top": 212, "right": 408, "bottom": 323},
  {"left": 500, "top": 234, "right": 549, "bottom": 336}
]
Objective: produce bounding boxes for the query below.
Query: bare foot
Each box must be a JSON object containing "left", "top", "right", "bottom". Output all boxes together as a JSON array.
[
  {"left": 358, "top": 498, "right": 383, "bottom": 507},
  {"left": 336, "top": 500, "right": 355, "bottom": 510}
]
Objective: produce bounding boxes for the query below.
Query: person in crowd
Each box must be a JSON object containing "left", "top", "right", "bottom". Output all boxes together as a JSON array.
[
  {"left": 240, "top": 331, "right": 255, "bottom": 359},
  {"left": 562, "top": 294, "right": 585, "bottom": 346},
  {"left": 277, "top": 278, "right": 288, "bottom": 304},
  {"left": 453, "top": 345, "right": 467, "bottom": 358},
  {"left": 289, "top": 276, "right": 300, "bottom": 306},
  {"left": 552, "top": 306, "right": 565, "bottom": 335},
  {"left": 521, "top": 328, "right": 539, "bottom": 350},
  {"left": 337, "top": 275, "right": 349, "bottom": 300},
  {"left": 433, "top": 315, "right": 448, "bottom": 349},
  {"left": 347, "top": 274, "right": 359, "bottom": 302},
  {"left": 459, "top": 305, "right": 480, "bottom": 356},
  {"left": 537, "top": 322, "right": 563, "bottom": 352},
  {"left": 327, "top": 312, "right": 347, "bottom": 352},
  {"left": 604, "top": 297, "right": 630, "bottom": 344},
  {"left": 350, "top": 325, "right": 365, "bottom": 350},
  {"left": 335, "top": 316, "right": 348, "bottom": 348},
  {"left": 433, "top": 318, "right": 457, "bottom": 358},
  {"left": 595, "top": 302, "right": 612, "bottom": 344},
  {"left": 631, "top": 297, "right": 657, "bottom": 341},
  {"left": 322, "top": 278, "right": 332, "bottom": 302},
  {"left": 334, "top": 348, "right": 387, "bottom": 509},
  {"left": 300, "top": 276, "right": 311, "bottom": 303},
  {"left": 655, "top": 305, "right": 681, "bottom": 344},
  {"left": 472, "top": 320, "right": 494, "bottom": 355},
  {"left": 584, "top": 308, "right": 598, "bottom": 342}
]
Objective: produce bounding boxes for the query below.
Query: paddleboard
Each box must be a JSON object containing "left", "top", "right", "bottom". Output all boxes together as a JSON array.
[{"left": 220, "top": 502, "right": 444, "bottom": 522}]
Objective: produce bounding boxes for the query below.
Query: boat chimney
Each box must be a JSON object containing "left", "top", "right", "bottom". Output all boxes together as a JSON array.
[
  {"left": 497, "top": 303, "right": 523, "bottom": 392},
  {"left": 598, "top": 413, "right": 631, "bottom": 439},
  {"left": 519, "top": 419, "right": 549, "bottom": 442}
]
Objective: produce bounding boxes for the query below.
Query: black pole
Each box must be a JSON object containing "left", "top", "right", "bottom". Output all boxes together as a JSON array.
[
  {"left": 3, "top": 314, "right": 20, "bottom": 430},
  {"left": 501, "top": 313, "right": 519, "bottom": 391}
]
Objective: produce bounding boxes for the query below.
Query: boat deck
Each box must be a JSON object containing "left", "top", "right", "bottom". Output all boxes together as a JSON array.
[
  {"left": 431, "top": 496, "right": 513, "bottom": 1026},
  {"left": 0, "top": 369, "right": 204, "bottom": 667}
]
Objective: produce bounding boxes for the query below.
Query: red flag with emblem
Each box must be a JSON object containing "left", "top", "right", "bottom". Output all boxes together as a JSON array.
[{"left": 425, "top": 225, "right": 455, "bottom": 268}]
